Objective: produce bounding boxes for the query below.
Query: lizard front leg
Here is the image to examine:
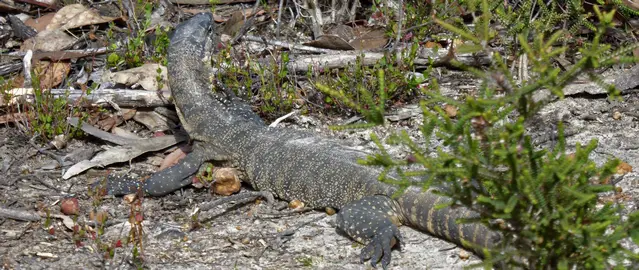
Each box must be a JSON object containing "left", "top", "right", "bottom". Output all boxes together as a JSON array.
[
  {"left": 336, "top": 195, "right": 405, "bottom": 269},
  {"left": 104, "top": 142, "right": 231, "bottom": 196}
]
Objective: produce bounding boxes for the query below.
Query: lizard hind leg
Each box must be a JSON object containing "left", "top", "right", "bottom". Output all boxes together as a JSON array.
[{"left": 336, "top": 195, "right": 404, "bottom": 269}]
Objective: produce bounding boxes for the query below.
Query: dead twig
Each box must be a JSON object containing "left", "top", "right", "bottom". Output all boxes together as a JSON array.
[
  {"left": 230, "top": 0, "right": 262, "bottom": 45},
  {"left": 28, "top": 140, "right": 65, "bottom": 169}
]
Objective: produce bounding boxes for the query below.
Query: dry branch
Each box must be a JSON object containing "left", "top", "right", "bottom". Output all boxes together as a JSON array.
[
  {"left": 2, "top": 88, "right": 172, "bottom": 108},
  {"left": 283, "top": 47, "right": 492, "bottom": 73},
  {"left": 3, "top": 47, "right": 109, "bottom": 62}
]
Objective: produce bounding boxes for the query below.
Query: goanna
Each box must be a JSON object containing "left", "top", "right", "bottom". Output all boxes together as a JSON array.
[{"left": 105, "top": 12, "right": 501, "bottom": 269}]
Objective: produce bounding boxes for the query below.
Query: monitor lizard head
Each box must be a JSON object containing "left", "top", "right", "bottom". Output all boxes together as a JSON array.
[{"left": 170, "top": 12, "right": 214, "bottom": 50}]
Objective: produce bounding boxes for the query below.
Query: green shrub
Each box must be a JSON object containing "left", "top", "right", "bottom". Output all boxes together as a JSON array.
[{"left": 321, "top": 1, "right": 639, "bottom": 268}]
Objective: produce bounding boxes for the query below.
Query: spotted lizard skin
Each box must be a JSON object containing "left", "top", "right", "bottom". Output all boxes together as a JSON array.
[{"left": 105, "top": 13, "right": 501, "bottom": 269}]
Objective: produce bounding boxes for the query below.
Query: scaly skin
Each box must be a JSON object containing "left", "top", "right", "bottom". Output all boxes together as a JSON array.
[{"left": 106, "top": 13, "right": 501, "bottom": 269}]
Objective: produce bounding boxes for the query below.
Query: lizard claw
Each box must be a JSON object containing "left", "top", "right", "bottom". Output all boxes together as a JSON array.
[
  {"left": 359, "top": 224, "right": 402, "bottom": 269},
  {"left": 336, "top": 195, "right": 404, "bottom": 269}
]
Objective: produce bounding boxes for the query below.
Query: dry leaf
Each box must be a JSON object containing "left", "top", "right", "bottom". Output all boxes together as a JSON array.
[
  {"left": 304, "top": 35, "right": 354, "bottom": 51},
  {"left": 616, "top": 162, "right": 633, "bottom": 175},
  {"left": 444, "top": 104, "right": 458, "bottom": 118},
  {"left": 47, "top": 4, "right": 119, "bottom": 31},
  {"left": 33, "top": 61, "right": 71, "bottom": 89},
  {"left": 21, "top": 29, "right": 76, "bottom": 52},
  {"left": 424, "top": 41, "right": 442, "bottom": 48},
  {"left": 348, "top": 26, "right": 388, "bottom": 51},
  {"left": 305, "top": 24, "right": 388, "bottom": 51},
  {"left": 103, "top": 63, "right": 168, "bottom": 91},
  {"left": 0, "top": 113, "right": 27, "bottom": 124},
  {"left": 50, "top": 214, "right": 76, "bottom": 231},
  {"left": 25, "top": 13, "right": 56, "bottom": 32},
  {"left": 62, "top": 134, "right": 184, "bottom": 179},
  {"left": 50, "top": 134, "right": 68, "bottom": 150},
  {"left": 95, "top": 115, "right": 122, "bottom": 131},
  {"left": 221, "top": 8, "right": 265, "bottom": 36},
  {"left": 121, "top": 108, "right": 137, "bottom": 120},
  {"left": 11, "top": 61, "right": 71, "bottom": 88},
  {"left": 132, "top": 110, "right": 172, "bottom": 132},
  {"left": 222, "top": 10, "right": 249, "bottom": 36},
  {"left": 305, "top": 24, "right": 356, "bottom": 51},
  {"left": 123, "top": 193, "right": 138, "bottom": 204},
  {"left": 159, "top": 146, "right": 188, "bottom": 170}
]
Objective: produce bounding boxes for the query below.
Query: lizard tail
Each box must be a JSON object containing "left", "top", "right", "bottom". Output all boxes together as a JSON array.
[{"left": 396, "top": 188, "right": 501, "bottom": 257}]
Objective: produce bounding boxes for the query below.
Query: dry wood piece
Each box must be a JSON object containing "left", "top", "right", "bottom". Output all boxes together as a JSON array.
[
  {"left": 2, "top": 88, "right": 172, "bottom": 108},
  {"left": 0, "top": 62, "right": 22, "bottom": 76},
  {"left": 282, "top": 47, "right": 492, "bottom": 73},
  {"left": 0, "top": 206, "right": 41, "bottom": 222},
  {"left": 3, "top": 47, "right": 109, "bottom": 62}
]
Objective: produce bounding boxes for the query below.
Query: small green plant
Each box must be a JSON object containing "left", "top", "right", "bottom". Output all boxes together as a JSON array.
[
  {"left": 124, "top": 1, "right": 154, "bottom": 68},
  {"left": 313, "top": 49, "right": 423, "bottom": 124},
  {"left": 155, "top": 66, "right": 165, "bottom": 90},
  {"left": 105, "top": 22, "right": 123, "bottom": 68},
  {"left": 295, "top": 256, "right": 314, "bottom": 267},
  {"left": 213, "top": 37, "right": 422, "bottom": 120},
  {"left": 209, "top": 0, "right": 221, "bottom": 13},
  {"left": 214, "top": 48, "right": 299, "bottom": 119},
  {"left": 29, "top": 87, "right": 74, "bottom": 139},
  {"left": 152, "top": 25, "right": 171, "bottom": 66},
  {"left": 128, "top": 191, "right": 146, "bottom": 269},
  {"left": 106, "top": 1, "right": 172, "bottom": 69},
  {"left": 1, "top": 72, "right": 86, "bottom": 141},
  {"left": 85, "top": 174, "right": 126, "bottom": 262}
]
